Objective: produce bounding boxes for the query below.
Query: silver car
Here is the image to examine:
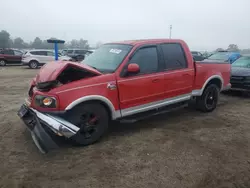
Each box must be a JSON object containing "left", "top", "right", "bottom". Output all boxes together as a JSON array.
[{"left": 22, "top": 49, "right": 72, "bottom": 69}]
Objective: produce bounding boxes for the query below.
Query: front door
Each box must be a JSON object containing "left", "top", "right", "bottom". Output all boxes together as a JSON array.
[
  {"left": 117, "top": 45, "right": 165, "bottom": 117},
  {"left": 46, "top": 51, "right": 55, "bottom": 62}
]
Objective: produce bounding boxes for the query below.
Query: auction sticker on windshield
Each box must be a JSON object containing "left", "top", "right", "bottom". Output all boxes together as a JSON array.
[{"left": 109, "top": 49, "right": 122, "bottom": 54}]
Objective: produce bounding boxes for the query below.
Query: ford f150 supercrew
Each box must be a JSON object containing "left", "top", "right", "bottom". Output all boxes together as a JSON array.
[{"left": 17, "top": 39, "right": 231, "bottom": 153}]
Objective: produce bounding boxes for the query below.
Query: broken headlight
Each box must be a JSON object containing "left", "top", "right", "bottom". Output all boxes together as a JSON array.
[{"left": 34, "top": 95, "right": 57, "bottom": 108}]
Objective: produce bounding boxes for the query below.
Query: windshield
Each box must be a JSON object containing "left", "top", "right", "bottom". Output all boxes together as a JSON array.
[
  {"left": 207, "top": 52, "right": 229, "bottom": 61},
  {"left": 81, "top": 44, "right": 133, "bottom": 73},
  {"left": 232, "top": 57, "right": 250, "bottom": 68}
]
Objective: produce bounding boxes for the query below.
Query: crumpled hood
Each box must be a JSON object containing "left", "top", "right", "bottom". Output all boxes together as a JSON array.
[
  {"left": 35, "top": 61, "right": 102, "bottom": 83},
  {"left": 231, "top": 67, "right": 250, "bottom": 77}
]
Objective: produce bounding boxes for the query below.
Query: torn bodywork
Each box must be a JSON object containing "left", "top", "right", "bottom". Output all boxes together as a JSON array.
[
  {"left": 18, "top": 104, "right": 80, "bottom": 153},
  {"left": 18, "top": 61, "right": 102, "bottom": 153},
  {"left": 33, "top": 61, "right": 101, "bottom": 91}
]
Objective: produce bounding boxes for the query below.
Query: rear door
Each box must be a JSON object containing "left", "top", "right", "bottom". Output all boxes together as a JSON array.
[
  {"left": 117, "top": 45, "right": 165, "bottom": 116},
  {"left": 46, "top": 51, "right": 55, "bottom": 62},
  {"left": 30, "top": 51, "right": 47, "bottom": 64},
  {"left": 2, "top": 49, "right": 16, "bottom": 63},
  {"left": 159, "top": 43, "right": 194, "bottom": 98}
]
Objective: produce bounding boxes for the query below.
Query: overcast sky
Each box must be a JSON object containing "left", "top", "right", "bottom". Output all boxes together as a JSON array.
[{"left": 0, "top": 0, "right": 249, "bottom": 50}]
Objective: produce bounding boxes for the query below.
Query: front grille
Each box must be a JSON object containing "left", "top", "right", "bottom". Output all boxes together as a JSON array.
[
  {"left": 230, "top": 76, "right": 245, "bottom": 84},
  {"left": 230, "top": 76, "right": 250, "bottom": 90}
]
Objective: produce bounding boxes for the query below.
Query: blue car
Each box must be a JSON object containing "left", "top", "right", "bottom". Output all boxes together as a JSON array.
[{"left": 204, "top": 51, "right": 241, "bottom": 64}]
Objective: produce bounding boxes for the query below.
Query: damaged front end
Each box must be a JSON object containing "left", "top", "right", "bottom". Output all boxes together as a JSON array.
[
  {"left": 18, "top": 61, "right": 101, "bottom": 153},
  {"left": 18, "top": 104, "right": 80, "bottom": 153}
]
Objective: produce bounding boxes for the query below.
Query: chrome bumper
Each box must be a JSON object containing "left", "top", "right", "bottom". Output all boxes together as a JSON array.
[{"left": 31, "top": 108, "right": 80, "bottom": 138}]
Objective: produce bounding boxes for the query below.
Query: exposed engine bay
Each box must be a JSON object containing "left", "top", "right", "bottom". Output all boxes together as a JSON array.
[{"left": 35, "top": 65, "right": 98, "bottom": 91}]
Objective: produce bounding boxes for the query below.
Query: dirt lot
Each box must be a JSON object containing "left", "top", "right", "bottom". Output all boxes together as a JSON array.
[{"left": 0, "top": 66, "right": 250, "bottom": 188}]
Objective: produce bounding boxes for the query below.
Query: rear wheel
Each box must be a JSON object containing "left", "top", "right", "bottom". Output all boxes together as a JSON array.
[
  {"left": 196, "top": 84, "right": 219, "bottom": 112},
  {"left": 0, "top": 60, "right": 6, "bottom": 66},
  {"left": 67, "top": 102, "right": 109, "bottom": 146},
  {"left": 29, "top": 60, "right": 39, "bottom": 69}
]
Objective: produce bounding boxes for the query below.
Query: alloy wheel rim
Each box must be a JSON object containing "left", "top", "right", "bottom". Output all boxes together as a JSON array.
[
  {"left": 205, "top": 89, "right": 217, "bottom": 109},
  {"left": 79, "top": 112, "right": 99, "bottom": 139},
  {"left": 0, "top": 60, "right": 5, "bottom": 66},
  {"left": 30, "top": 62, "right": 37, "bottom": 68}
]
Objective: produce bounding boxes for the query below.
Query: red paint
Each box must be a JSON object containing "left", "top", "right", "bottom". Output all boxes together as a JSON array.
[
  {"left": 35, "top": 61, "right": 101, "bottom": 83},
  {"left": 0, "top": 49, "right": 22, "bottom": 64},
  {"left": 28, "top": 39, "right": 231, "bottom": 114},
  {"left": 127, "top": 63, "right": 140, "bottom": 73}
]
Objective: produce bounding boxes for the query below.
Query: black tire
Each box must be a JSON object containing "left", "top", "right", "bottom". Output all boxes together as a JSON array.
[
  {"left": 67, "top": 102, "right": 109, "bottom": 146},
  {"left": 29, "top": 60, "right": 39, "bottom": 69},
  {"left": 196, "top": 84, "right": 219, "bottom": 112},
  {"left": 0, "top": 59, "right": 6, "bottom": 66}
]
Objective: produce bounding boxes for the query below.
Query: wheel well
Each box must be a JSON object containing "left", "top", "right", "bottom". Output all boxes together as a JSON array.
[
  {"left": 205, "top": 78, "right": 222, "bottom": 90},
  {"left": 29, "top": 60, "right": 39, "bottom": 63},
  {"left": 73, "top": 100, "right": 112, "bottom": 120}
]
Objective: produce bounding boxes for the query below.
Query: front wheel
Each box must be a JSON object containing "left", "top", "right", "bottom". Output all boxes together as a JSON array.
[
  {"left": 196, "top": 84, "right": 219, "bottom": 112},
  {"left": 67, "top": 102, "right": 109, "bottom": 146}
]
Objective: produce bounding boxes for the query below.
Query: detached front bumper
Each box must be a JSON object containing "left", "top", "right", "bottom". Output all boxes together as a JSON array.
[{"left": 17, "top": 104, "right": 80, "bottom": 153}]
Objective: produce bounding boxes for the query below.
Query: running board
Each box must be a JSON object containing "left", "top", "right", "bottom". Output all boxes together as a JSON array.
[{"left": 119, "top": 101, "right": 188, "bottom": 123}]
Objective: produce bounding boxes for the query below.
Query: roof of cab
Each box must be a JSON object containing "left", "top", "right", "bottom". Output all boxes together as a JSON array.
[{"left": 107, "top": 39, "right": 185, "bottom": 46}]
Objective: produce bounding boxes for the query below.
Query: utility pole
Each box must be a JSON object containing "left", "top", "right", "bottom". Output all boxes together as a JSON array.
[{"left": 169, "top": 25, "right": 172, "bottom": 39}]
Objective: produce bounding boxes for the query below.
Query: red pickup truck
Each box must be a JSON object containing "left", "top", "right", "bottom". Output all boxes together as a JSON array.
[{"left": 18, "top": 39, "right": 231, "bottom": 153}]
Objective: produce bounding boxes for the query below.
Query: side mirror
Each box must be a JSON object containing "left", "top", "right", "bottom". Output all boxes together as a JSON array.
[{"left": 127, "top": 63, "right": 140, "bottom": 73}]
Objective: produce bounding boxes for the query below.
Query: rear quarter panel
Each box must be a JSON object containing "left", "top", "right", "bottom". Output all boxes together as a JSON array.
[{"left": 193, "top": 62, "right": 231, "bottom": 90}]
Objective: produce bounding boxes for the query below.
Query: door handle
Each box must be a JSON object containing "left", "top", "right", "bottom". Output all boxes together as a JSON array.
[{"left": 152, "top": 79, "right": 160, "bottom": 83}]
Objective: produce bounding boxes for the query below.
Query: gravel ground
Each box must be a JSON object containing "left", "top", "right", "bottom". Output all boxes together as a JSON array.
[{"left": 0, "top": 66, "right": 250, "bottom": 188}]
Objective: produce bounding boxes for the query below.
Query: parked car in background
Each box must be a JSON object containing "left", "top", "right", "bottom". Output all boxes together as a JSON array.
[
  {"left": 191, "top": 51, "right": 206, "bottom": 61},
  {"left": 204, "top": 51, "right": 241, "bottom": 63},
  {"left": 0, "top": 49, "right": 23, "bottom": 66},
  {"left": 22, "top": 49, "right": 72, "bottom": 69},
  {"left": 18, "top": 39, "right": 231, "bottom": 153},
  {"left": 230, "top": 55, "right": 250, "bottom": 91},
  {"left": 62, "top": 49, "right": 94, "bottom": 61}
]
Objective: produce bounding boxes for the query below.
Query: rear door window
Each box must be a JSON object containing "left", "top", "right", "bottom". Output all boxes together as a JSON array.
[
  {"left": 2, "top": 49, "right": 14, "bottom": 55},
  {"left": 160, "top": 43, "right": 188, "bottom": 70},
  {"left": 47, "top": 51, "right": 55, "bottom": 56},
  {"left": 30, "top": 51, "right": 47, "bottom": 56}
]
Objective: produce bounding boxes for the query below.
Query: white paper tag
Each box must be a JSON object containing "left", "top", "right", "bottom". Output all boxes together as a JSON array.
[{"left": 109, "top": 49, "right": 122, "bottom": 54}]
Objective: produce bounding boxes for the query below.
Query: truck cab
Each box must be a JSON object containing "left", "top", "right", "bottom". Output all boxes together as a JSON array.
[{"left": 18, "top": 39, "right": 231, "bottom": 153}]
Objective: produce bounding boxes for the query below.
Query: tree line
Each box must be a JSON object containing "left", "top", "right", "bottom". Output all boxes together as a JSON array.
[
  {"left": 0, "top": 30, "right": 92, "bottom": 49},
  {"left": 1, "top": 30, "right": 249, "bottom": 54}
]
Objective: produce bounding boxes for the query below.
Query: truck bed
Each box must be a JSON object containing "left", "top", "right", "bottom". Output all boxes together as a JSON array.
[{"left": 193, "top": 61, "right": 231, "bottom": 92}]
